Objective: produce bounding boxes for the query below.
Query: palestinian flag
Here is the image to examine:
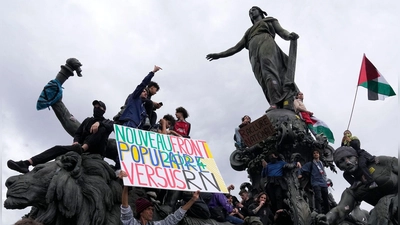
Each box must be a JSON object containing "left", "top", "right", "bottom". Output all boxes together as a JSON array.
[
  {"left": 358, "top": 54, "right": 396, "bottom": 100},
  {"left": 308, "top": 115, "right": 335, "bottom": 144}
]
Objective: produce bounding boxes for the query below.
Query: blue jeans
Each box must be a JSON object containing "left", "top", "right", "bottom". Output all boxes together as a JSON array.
[{"left": 226, "top": 215, "right": 244, "bottom": 224}]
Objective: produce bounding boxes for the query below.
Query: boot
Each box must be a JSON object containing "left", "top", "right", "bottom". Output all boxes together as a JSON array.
[{"left": 7, "top": 160, "right": 30, "bottom": 173}]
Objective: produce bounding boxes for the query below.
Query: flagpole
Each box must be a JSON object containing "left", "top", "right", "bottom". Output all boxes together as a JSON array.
[{"left": 347, "top": 86, "right": 359, "bottom": 130}]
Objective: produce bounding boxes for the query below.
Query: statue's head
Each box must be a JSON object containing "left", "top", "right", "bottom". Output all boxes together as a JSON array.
[
  {"left": 249, "top": 6, "right": 267, "bottom": 24},
  {"left": 334, "top": 146, "right": 359, "bottom": 173}
]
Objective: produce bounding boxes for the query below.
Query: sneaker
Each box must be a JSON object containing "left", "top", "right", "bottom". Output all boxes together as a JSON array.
[
  {"left": 142, "top": 117, "right": 151, "bottom": 130},
  {"left": 7, "top": 160, "right": 29, "bottom": 173},
  {"left": 369, "top": 182, "right": 378, "bottom": 189}
]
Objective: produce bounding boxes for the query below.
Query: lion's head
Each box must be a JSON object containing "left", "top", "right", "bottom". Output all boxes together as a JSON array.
[{"left": 4, "top": 152, "right": 122, "bottom": 225}]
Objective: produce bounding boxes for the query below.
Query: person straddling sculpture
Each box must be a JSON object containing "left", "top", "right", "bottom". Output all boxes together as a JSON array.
[
  {"left": 120, "top": 172, "right": 200, "bottom": 225},
  {"left": 206, "top": 6, "right": 299, "bottom": 110},
  {"left": 297, "top": 150, "right": 330, "bottom": 214},
  {"left": 7, "top": 100, "right": 114, "bottom": 173},
  {"left": 208, "top": 191, "right": 244, "bottom": 224},
  {"left": 341, "top": 130, "right": 378, "bottom": 189},
  {"left": 145, "top": 81, "right": 163, "bottom": 127},
  {"left": 293, "top": 92, "right": 314, "bottom": 130},
  {"left": 261, "top": 153, "right": 301, "bottom": 213},
  {"left": 115, "top": 65, "right": 162, "bottom": 129},
  {"left": 173, "top": 106, "right": 191, "bottom": 138},
  {"left": 248, "top": 192, "right": 274, "bottom": 225},
  {"left": 234, "top": 115, "right": 251, "bottom": 148},
  {"left": 327, "top": 146, "right": 398, "bottom": 225}
]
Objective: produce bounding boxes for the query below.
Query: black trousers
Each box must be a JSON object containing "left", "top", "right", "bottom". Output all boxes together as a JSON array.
[
  {"left": 31, "top": 145, "right": 82, "bottom": 166},
  {"left": 143, "top": 99, "right": 157, "bottom": 127},
  {"left": 31, "top": 127, "right": 108, "bottom": 166},
  {"left": 266, "top": 182, "right": 284, "bottom": 213},
  {"left": 313, "top": 186, "right": 329, "bottom": 214}
]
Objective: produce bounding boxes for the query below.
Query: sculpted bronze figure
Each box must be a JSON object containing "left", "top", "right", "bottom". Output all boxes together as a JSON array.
[
  {"left": 327, "top": 146, "right": 398, "bottom": 225},
  {"left": 206, "top": 6, "right": 299, "bottom": 109}
]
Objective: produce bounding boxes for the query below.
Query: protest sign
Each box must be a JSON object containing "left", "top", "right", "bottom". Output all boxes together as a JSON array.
[
  {"left": 114, "top": 124, "right": 228, "bottom": 193},
  {"left": 238, "top": 115, "right": 275, "bottom": 147}
]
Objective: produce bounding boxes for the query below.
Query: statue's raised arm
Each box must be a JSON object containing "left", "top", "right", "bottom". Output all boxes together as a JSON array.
[{"left": 206, "top": 6, "right": 299, "bottom": 109}]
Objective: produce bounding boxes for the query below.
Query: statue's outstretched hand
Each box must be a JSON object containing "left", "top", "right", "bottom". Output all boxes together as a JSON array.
[
  {"left": 288, "top": 32, "right": 299, "bottom": 40},
  {"left": 206, "top": 53, "right": 220, "bottom": 61}
]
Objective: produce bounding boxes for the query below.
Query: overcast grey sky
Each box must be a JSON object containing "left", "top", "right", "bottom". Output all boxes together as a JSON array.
[{"left": 1, "top": 1, "right": 399, "bottom": 224}]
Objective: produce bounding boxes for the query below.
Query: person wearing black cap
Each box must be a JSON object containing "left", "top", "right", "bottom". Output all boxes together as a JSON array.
[
  {"left": 7, "top": 100, "right": 114, "bottom": 174},
  {"left": 120, "top": 172, "right": 200, "bottom": 225}
]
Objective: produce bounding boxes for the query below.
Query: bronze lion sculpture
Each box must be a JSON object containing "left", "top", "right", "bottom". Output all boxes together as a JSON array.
[{"left": 5, "top": 152, "right": 122, "bottom": 225}]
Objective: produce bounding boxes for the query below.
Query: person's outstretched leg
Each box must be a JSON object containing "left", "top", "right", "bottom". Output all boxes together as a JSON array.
[{"left": 8, "top": 145, "right": 82, "bottom": 173}]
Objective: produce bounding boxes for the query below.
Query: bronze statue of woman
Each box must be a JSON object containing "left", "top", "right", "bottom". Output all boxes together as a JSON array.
[{"left": 206, "top": 6, "right": 299, "bottom": 110}]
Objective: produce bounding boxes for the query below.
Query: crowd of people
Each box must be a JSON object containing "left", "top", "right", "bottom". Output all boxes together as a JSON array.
[
  {"left": 229, "top": 91, "right": 379, "bottom": 224},
  {"left": 7, "top": 65, "right": 191, "bottom": 176},
  {"left": 7, "top": 65, "right": 379, "bottom": 225}
]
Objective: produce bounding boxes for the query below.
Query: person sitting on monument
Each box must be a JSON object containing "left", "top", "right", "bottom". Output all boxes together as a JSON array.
[
  {"left": 238, "top": 189, "right": 255, "bottom": 218},
  {"left": 293, "top": 92, "right": 317, "bottom": 135},
  {"left": 234, "top": 115, "right": 251, "bottom": 149},
  {"left": 261, "top": 153, "right": 301, "bottom": 213},
  {"left": 7, "top": 100, "right": 114, "bottom": 174},
  {"left": 226, "top": 194, "right": 245, "bottom": 220},
  {"left": 144, "top": 81, "right": 163, "bottom": 127},
  {"left": 151, "top": 114, "right": 180, "bottom": 136},
  {"left": 114, "top": 65, "right": 162, "bottom": 129},
  {"left": 207, "top": 191, "right": 244, "bottom": 224},
  {"left": 341, "top": 130, "right": 378, "bottom": 189},
  {"left": 173, "top": 106, "right": 191, "bottom": 138},
  {"left": 119, "top": 172, "right": 200, "bottom": 225},
  {"left": 248, "top": 192, "right": 275, "bottom": 225}
]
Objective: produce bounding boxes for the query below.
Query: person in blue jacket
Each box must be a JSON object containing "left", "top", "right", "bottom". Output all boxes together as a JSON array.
[
  {"left": 117, "top": 65, "right": 162, "bottom": 129},
  {"left": 262, "top": 153, "right": 301, "bottom": 213},
  {"left": 298, "top": 149, "right": 330, "bottom": 214}
]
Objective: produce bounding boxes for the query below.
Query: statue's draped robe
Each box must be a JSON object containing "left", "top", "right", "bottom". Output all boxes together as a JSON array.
[{"left": 244, "top": 17, "right": 296, "bottom": 105}]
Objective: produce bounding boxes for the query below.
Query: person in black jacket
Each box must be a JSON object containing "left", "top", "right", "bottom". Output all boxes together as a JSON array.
[
  {"left": 248, "top": 192, "right": 274, "bottom": 225},
  {"left": 7, "top": 100, "right": 114, "bottom": 174},
  {"left": 341, "top": 130, "right": 378, "bottom": 189}
]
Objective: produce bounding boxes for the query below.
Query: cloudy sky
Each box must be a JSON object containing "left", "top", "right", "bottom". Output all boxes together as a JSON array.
[{"left": 1, "top": 1, "right": 398, "bottom": 224}]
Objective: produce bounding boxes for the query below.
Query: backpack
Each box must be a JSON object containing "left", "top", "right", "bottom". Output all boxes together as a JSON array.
[{"left": 36, "top": 79, "right": 63, "bottom": 110}]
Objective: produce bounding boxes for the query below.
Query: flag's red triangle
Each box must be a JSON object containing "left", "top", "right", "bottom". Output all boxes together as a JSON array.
[{"left": 358, "top": 54, "right": 380, "bottom": 86}]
